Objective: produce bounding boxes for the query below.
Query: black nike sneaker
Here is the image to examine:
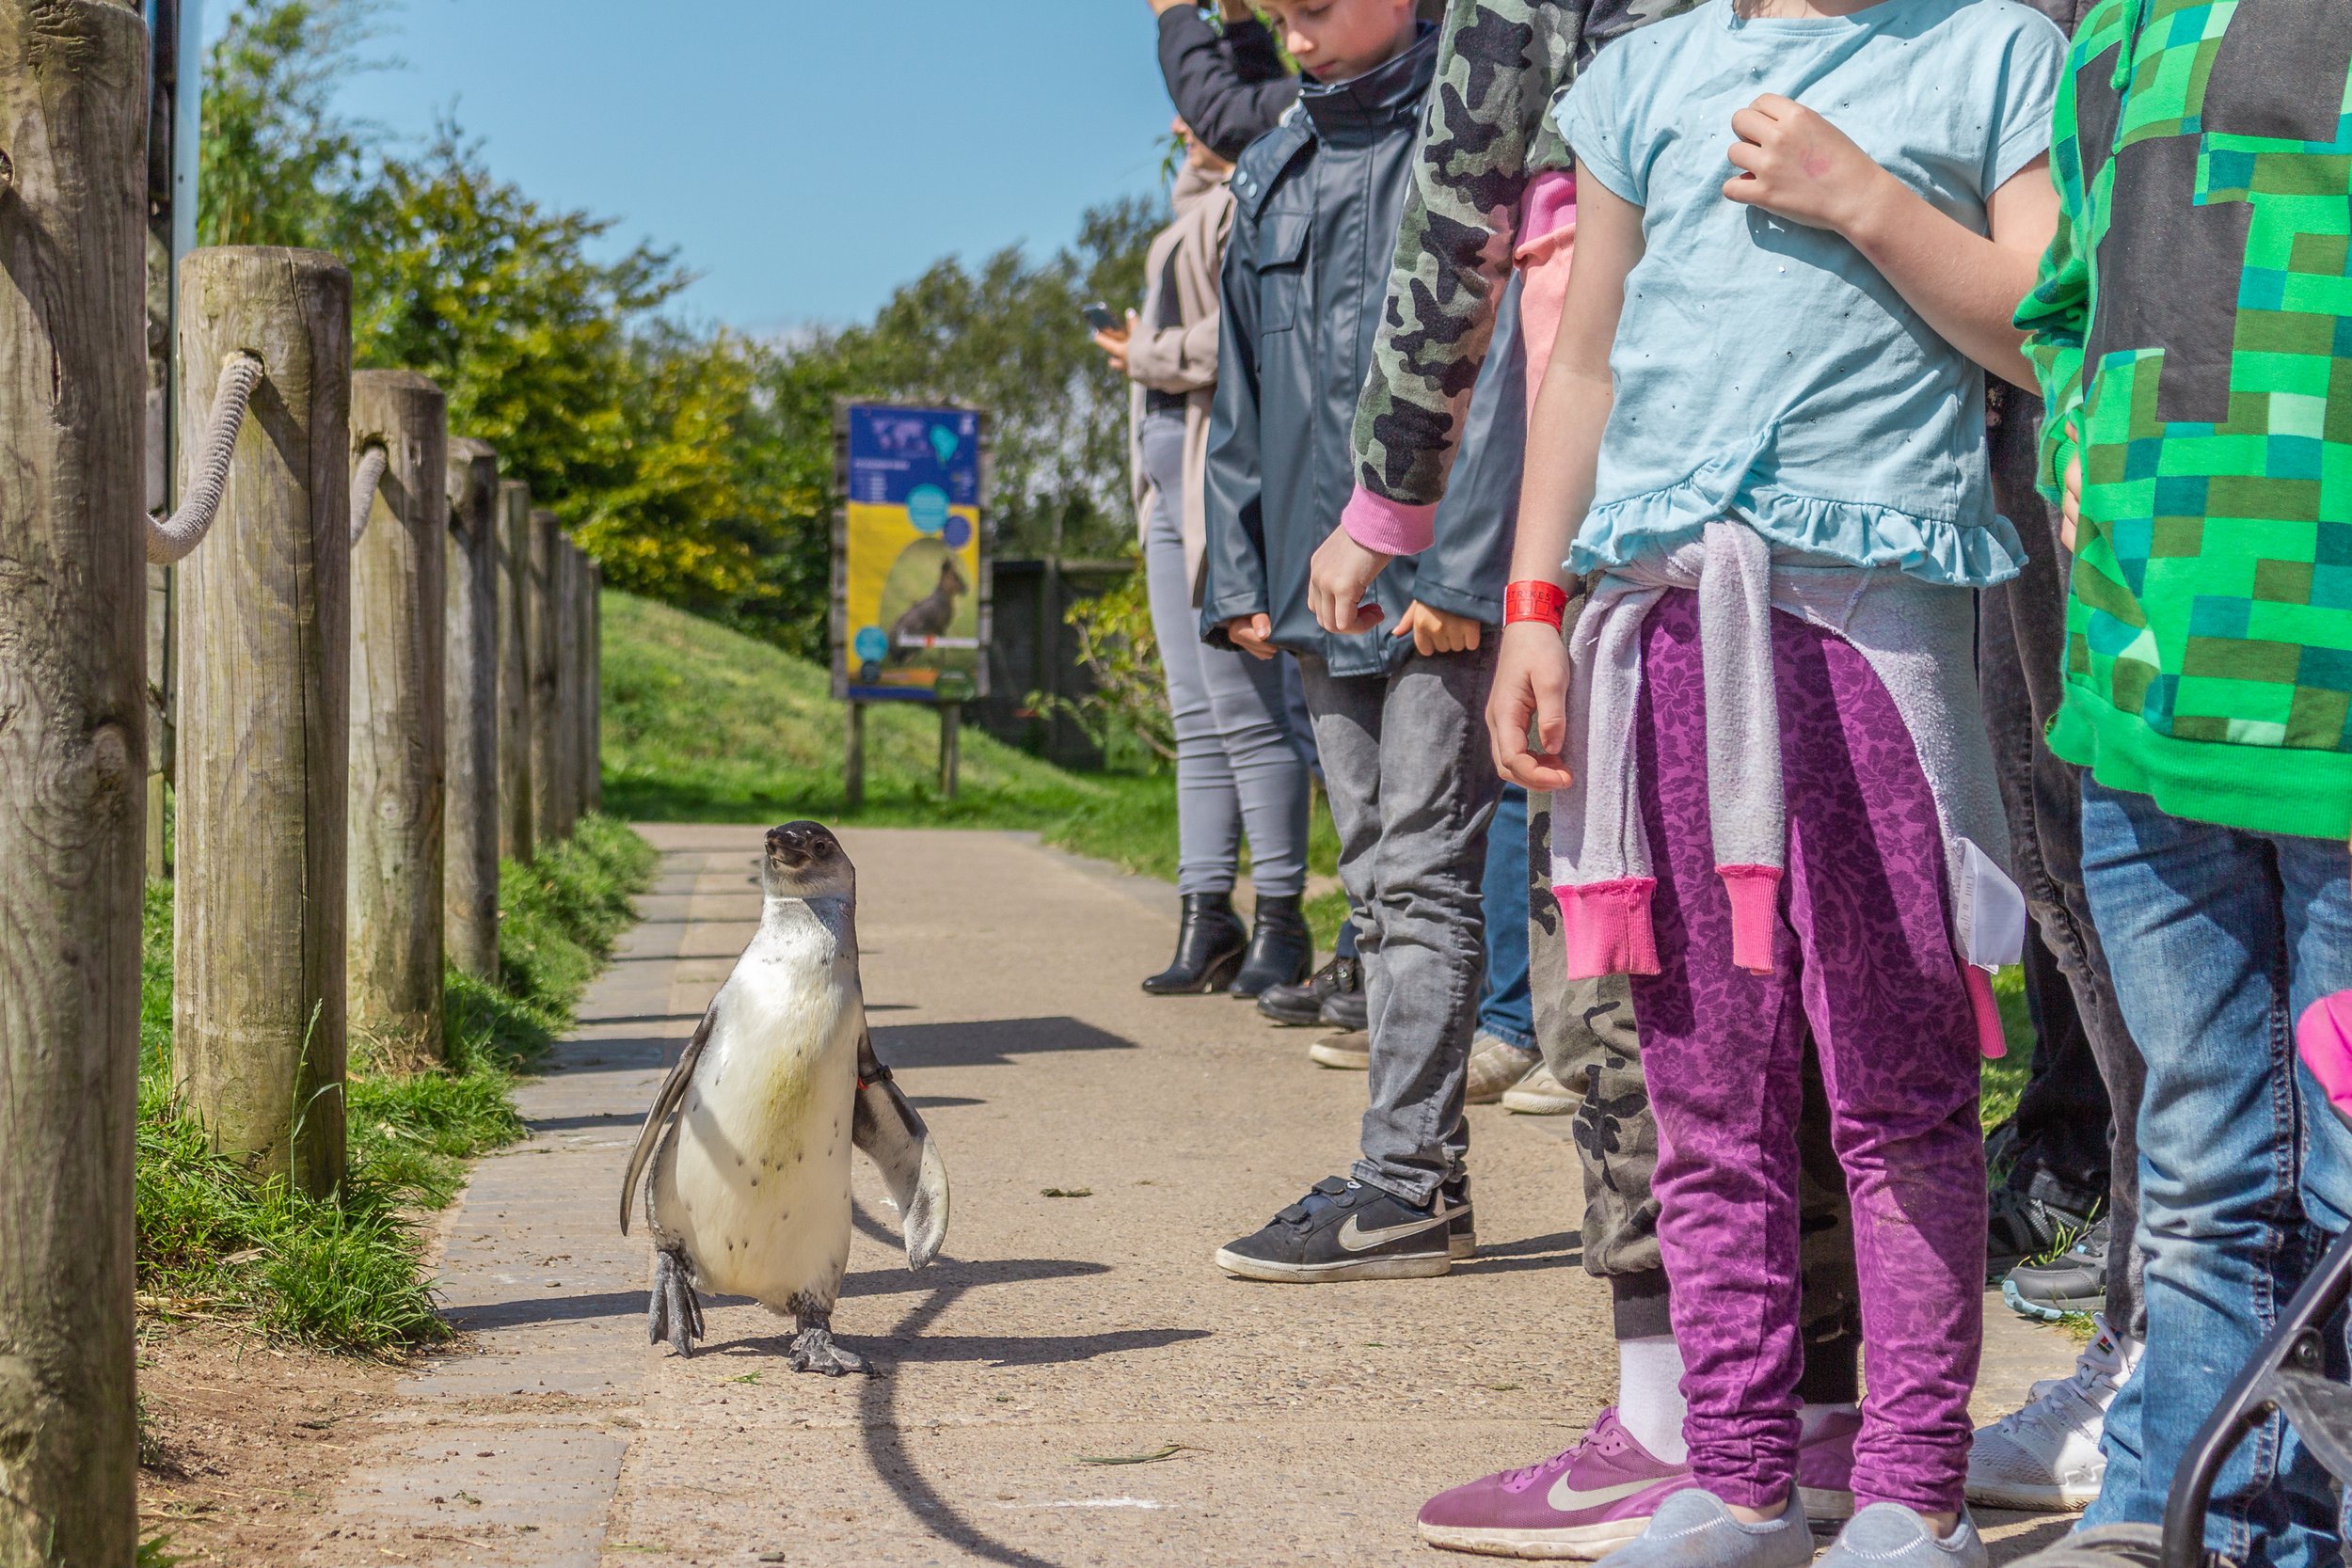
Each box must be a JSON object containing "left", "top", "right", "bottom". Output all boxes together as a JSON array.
[
  {"left": 1443, "top": 1171, "right": 1475, "bottom": 1260},
  {"left": 1258, "top": 955, "right": 1359, "bottom": 1027},
  {"left": 1214, "top": 1175, "right": 1456, "bottom": 1282}
]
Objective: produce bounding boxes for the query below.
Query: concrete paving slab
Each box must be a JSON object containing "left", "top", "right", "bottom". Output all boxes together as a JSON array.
[{"left": 309, "top": 823, "right": 2087, "bottom": 1568}]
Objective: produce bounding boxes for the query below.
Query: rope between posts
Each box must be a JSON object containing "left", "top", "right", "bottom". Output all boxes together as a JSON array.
[
  {"left": 349, "top": 443, "right": 389, "bottom": 546},
  {"left": 146, "top": 354, "right": 263, "bottom": 565}
]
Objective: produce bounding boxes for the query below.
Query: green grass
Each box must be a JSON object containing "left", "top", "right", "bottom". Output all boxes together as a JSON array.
[{"left": 135, "top": 816, "right": 655, "bottom": 1354}]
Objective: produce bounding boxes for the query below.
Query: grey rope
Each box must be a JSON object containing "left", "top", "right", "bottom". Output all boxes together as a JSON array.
[
  {"left": 147, "top": 354, "right": 263, "bottom": 565},
  {"left": 349, "top": 443, "right": 389, "bottom": 546}
]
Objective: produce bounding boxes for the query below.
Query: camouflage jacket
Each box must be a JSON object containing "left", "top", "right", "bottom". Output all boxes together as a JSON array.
[{"left": 1349, "top": 0, "right": 1693, "bottom": 510}]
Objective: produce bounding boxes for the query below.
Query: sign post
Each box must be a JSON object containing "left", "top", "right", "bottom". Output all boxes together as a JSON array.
[{"left": 832, "top": 402, "right": 990, "bottom": 803}]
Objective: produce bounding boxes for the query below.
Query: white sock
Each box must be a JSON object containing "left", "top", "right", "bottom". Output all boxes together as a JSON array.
[
  {"left": 1615, "top": 1335, "right": 1690, "bottom": 1462},
  {"left": 1798, "top": 1401, "right": 1858, "bottom": 1442}
]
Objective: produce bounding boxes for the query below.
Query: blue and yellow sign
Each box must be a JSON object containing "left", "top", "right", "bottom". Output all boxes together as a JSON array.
[{"left": 834, "top": 404, "right": 987, "bottom": 704}]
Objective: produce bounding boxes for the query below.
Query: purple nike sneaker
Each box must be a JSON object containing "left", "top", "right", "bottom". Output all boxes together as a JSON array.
[{"left": 1419, "top": 1408, "right": 1693, "bottom": 1560}]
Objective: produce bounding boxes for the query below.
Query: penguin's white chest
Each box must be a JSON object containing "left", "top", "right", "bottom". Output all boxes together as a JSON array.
[{"left": 651, "top": 933, "right": 859, "bottom": 1307}]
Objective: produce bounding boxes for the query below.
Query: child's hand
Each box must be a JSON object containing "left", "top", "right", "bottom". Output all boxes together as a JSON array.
[
  {"left": 1723, "top": 95, "right": 1896, "bottom": 237},
  {"left": 1309, "top": 529, "right": 1392, "bottom": 635},
  {"left": 1394, "top": 600, "right": 1482, "bottom": 657},
  {"left": 2060, "top": 451, "right": 2081, "bottom": 554},
  {"left": 1487, "top": 620, "right": 1575, "bottom": 790},
  {"left": 1223, "top": 612, "right": 1278, "bottom": 660}
]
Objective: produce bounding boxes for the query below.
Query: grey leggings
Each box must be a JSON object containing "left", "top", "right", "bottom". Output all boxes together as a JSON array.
[{"left": 1139, "top": 410, "right": 1311, "bottom": 897}]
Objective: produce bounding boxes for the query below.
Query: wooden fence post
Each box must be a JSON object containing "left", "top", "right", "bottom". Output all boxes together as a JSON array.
[
  {"left": 443, "top": 437, "right": 500, "bottom": 983},
  {"left": 495, "top": 480, "right": 533, "bottom": 863},
  {"left": 174, "top": 246, "right": 353, "bottom": 1198},
  {"left": 0, "top": 3, "right": 151, "bottom": 1557},
  {"left": 548, "top": 537, "right": 574, "bottom": 832},
  {"left": 346, "top": 370, "right": 447, "bottom": 1070},
  {"left": 561, "top": 538, "right": 590, "bottom": 826},
  {"left": 527, "top": 509, "right": 568, "bottom": 846},
  {"left": 585, "top": 559, "right": 603, "bottom": 816}
]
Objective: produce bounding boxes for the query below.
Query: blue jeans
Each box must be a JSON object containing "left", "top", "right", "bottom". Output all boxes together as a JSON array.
[
  {"left": 1478, "top": 783, "right": 1534, "bottom": 1051},
  {"left": 2078, "top": 777, "right": 2352, "bottom": 1568}
]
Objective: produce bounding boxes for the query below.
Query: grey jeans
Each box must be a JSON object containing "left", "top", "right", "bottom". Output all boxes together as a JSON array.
[
  {"left": 1140, "top": 412, "right": 1313, "bottom": 897},
  {"left": 1981, "top": 387, "right": 2147, "bottom": 1333},
  {"left": 1298, "top": 643, "right": 1502, "bottom": 1207}
]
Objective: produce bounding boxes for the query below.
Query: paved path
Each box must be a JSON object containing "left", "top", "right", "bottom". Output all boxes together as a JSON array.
[{"left": 310, "top": 825, "right": 2085, "bottom": 1567}]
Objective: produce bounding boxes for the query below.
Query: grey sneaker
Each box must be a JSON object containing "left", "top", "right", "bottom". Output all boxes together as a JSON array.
[
  {"left": 1601, "top": 1486, "right": 1812, "bottom": 1568},
  {"left": 1502, "top": 1061, "right": 1578, "bottom": 1115},
  {"left": 1820, "top": 1504, "right": 1988, "bottom": 1568},
  {"left": 1308, "top": 1030, "right": 1370, "bottom": 1070},
  {"left": 1467, "top": 1035, "right": 1542, "bottom": 1103}
]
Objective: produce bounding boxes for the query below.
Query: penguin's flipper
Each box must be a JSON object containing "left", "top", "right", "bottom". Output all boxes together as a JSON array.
[
  {"left": 850, "top": 1029, "right": 951, "bottom": 1269},
  {"left": 619, "top": 1000, "right": 718, "bottom": 1237}
]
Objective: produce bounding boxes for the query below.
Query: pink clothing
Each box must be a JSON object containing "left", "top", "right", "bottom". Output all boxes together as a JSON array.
[
  {"left": 1631, "top": 590, "right": 1986, "bottom": 1516},
  {"left": 1337, "top": 174, "right": 1580, "bottom": 559}
]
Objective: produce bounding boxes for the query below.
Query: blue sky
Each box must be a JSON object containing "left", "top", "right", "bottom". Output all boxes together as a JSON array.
[{"left": 206, "top": 1, "right": 1183, "bottom": 335}]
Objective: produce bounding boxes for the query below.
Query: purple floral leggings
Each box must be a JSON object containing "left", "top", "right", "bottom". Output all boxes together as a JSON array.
[{"left": 1631, "top": 590, "right": 1985, "bottom": 1515}]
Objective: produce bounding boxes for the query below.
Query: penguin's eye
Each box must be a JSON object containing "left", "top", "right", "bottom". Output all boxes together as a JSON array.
[{"left": 812, "top": 840, "right": 832, "bottom": 858}]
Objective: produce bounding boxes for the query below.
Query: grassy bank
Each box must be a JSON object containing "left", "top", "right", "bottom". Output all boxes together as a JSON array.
[
  {"left": 135, "top": 817, "right": 655, "bottom": 1354},
  {"left": 601, "top": 588, "right": 1222, "bottom": 883}
]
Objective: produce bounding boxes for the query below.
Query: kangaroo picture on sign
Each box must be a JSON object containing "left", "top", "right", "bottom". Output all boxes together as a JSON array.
[{"left": 833, "top": 403, "right": 989, "bottom": 704}]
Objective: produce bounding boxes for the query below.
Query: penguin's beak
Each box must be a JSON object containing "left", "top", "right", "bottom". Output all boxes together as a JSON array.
[{"left": 765, "top": 827, "right": 812, "bottom": 870}]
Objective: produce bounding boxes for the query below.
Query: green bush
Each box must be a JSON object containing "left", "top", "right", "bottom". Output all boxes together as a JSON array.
[{"left": 135, "top": 816, "right": 655, "bottom": 1354}]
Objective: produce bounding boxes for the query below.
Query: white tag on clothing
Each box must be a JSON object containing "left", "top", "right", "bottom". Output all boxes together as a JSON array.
[{"left": 1954, "top": 837, "right": 2027, "bottom": 971}]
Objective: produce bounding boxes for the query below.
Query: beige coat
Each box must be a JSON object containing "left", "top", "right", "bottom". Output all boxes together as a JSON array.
[{"left": 1126, "top": 162, "right": 1234, "bottom": 596}]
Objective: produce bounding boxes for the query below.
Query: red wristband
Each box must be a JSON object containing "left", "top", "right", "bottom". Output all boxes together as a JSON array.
[{"left": 1504, "top": 579, "right": 1569, "bottom": 628}]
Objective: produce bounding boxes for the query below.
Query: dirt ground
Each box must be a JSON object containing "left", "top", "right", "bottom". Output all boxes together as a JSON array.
[{"left": 135, "top": 1323, "right": 396, "bottom": 1565}]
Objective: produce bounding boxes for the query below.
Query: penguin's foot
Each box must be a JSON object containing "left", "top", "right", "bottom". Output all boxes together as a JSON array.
[
  {"left": 787, "top": 1309, "right": 868, "bottom": 1376},
  {"left": 648, "top": 1247, "right": 704, "bottom": 1356}
]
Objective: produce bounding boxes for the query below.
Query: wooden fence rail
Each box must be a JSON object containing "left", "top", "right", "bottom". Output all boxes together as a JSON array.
[{"left": 2, "top": 10, "right": 610, "bottom": 1547}]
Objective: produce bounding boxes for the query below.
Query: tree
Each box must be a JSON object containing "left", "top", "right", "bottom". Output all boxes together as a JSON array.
[
  {"left": 198, "top": 0, "right": 379, "bottom": 248},
  {"left": 192, "top": 0, "right": 1165, "bottom": 666},
  {"left": 345, "top": 128, "right": 687, "bottom": 513}
]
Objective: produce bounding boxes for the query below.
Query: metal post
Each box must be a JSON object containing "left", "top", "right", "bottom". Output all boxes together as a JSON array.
[
  {"left": 846, "top": 701, "right": 866, "bottom": 812},
  {"left": 939, "top": 701, "right": 961, "bottom": 800}
]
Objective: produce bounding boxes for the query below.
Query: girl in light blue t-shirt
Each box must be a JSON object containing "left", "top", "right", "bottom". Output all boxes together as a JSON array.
[{"left": 1487, "top": 2, "right": 2067, "bottom": 1566}]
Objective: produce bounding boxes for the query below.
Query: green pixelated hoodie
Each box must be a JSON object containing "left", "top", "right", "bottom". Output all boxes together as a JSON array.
[{"left": 2018, "top": 0, "right": 2352, "bottom": 841}]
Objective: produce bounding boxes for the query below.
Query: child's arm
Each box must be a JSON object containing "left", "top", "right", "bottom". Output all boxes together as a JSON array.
[
  {"left": 1200, "top": 202, "right": 1276, "bottom": 661},
  {"left": 1486, "top": 167, "right": 1644, "bottom": 792},
  {"left": 1721, "top": 95, "right": 2058, "bottom": 389},
  {"left": 2015, "top": 37, "right": 2099, "bottom": 548}
]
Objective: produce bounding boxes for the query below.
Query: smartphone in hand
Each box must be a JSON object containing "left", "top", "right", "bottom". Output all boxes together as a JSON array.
[{"left": 1082, "top": 302, "right": 1120, "bottom": 333}]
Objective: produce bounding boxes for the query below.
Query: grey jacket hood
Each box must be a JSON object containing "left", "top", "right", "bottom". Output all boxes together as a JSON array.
[{"left": 1199, "top": 24, "right": 1523, "bottom": 678}]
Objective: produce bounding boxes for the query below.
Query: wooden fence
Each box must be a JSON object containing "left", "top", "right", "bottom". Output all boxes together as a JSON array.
[{"left": 0, "top": 7, "right": 604, "bottom": 1557}]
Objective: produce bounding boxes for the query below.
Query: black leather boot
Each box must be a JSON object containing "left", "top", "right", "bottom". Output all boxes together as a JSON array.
[
  {"left": 1229, "top": 894, "right": 1312, "bottom": 999},
  {"left": 1141, "top": 893, "right": 1248, "bottom": 995}
]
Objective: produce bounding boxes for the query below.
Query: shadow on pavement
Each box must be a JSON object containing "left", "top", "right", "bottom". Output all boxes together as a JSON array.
[
  {"left": 525, "top": 1111, "right": 644, "bottom": 1132},
  {"left": 1452, "top": 1229, "right": 1587, "bottom": 1275},
  {"left": 873, "top": 1016, "right": 1136, "bottom": 1069}
]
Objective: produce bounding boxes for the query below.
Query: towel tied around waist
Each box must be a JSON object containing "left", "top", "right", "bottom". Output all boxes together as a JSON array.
[{"left": 1546, "top": 520, "right": 2024, "bottom": 1053}]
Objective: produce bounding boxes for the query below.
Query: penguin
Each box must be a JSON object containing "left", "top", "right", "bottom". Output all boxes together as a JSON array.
[{"left": 618, "top": 820, "right": 949, "bottom": 1373}]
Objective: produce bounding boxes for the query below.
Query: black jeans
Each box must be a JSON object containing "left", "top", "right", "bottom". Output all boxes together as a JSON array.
[{"left": 1979, "top": 386, "right": 2148, "bottom": 1333}]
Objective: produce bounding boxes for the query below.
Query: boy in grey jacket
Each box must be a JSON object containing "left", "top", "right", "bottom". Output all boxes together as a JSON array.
[{"left": 1198, "top": 0, "right": 1522, "bottom": 1283}]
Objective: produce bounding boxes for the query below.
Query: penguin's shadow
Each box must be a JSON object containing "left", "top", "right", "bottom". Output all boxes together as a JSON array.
[{"left": 696, "top": 1256, "right": 1209, "bottom": 1370}]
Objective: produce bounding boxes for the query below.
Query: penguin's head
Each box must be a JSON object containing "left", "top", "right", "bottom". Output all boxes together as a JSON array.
[{"left": 762, "top": 820, "right": 855, "bottom": 901}]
